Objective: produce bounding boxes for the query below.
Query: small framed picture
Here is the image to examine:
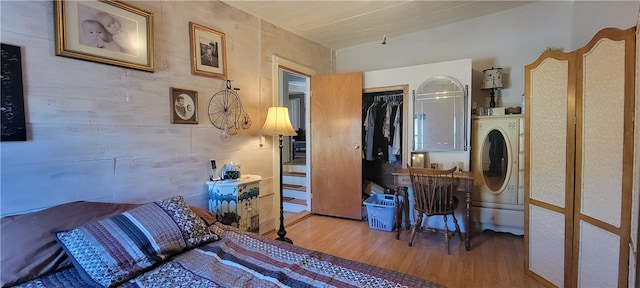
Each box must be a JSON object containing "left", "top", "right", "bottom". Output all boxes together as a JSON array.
[
  {"left": 411, "top": 152, "right": 428, "bottom": 168},
  {"left": 189, "top": 22, "right": 227, "bottom": 79},
  {"left": 54, "top": 0, "right": 154, "bottom": 72},
  {"left": 170, "top": 88, "right": 198, "bottom": 124}
]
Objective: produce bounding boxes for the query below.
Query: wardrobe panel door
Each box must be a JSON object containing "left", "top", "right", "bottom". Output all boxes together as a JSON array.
[
  {"left": 526, "top": 27, "right": 635, "bottom": 288},
  {"left": 579, "top": 37, "right": 627, "bottom": 228},
  {"left": 525, "top": 53, "right": 574, "bottom": 288},
  {"left": 577, "top": 221, "right": 621, "bottom": 287},
  {"left": 528, "top": 58, "right": 570, "bottom": 208},
  {"left": 574, "top": 28, "right": 635, "bottom": 288},
  {"left": 529, "top": 205, "right": 566, "bottom": 287}
]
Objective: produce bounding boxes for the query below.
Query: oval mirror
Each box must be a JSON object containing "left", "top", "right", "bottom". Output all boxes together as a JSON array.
[{"left": 482, "top": 129, "right": 508, "bottom": 192}]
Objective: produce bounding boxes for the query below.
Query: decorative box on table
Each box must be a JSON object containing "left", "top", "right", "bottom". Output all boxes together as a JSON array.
[{"left": 207, "top": 174, "right": 261, "bottom": 233}]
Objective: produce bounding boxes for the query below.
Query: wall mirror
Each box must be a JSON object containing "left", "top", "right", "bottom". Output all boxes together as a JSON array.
[{"left": 413, "top": 76, "right": 467, "bottom": 152}]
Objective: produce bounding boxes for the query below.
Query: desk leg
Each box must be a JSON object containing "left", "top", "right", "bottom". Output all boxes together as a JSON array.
[
  {"left": 465, "top": 185, "right": 471, "bottom": 251},
  {"left": 394, "top": 187, "right": 410, "bottom": 240}
]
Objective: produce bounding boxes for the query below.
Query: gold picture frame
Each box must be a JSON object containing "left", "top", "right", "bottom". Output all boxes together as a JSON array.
[
  {"left": 54, "top": 0, "right": 154, "bottom": 72},
  {"left": 189, "top": 22, "right": 227, "bottom": 79},
  {"left": 410, "top": 151, "right": 429, "bottom": 168},
  {"left": 170, "top": 88, "right": 198, "bottom": 124}
]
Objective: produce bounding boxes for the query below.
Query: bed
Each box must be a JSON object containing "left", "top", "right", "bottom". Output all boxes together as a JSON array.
[{"left": 1, "top": 196, "right": 443, "bottom": 288}]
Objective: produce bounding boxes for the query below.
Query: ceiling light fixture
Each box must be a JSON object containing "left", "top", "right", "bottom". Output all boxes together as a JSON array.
[{"left": 381, "top": 33, "right": 387, "bottom": 45}]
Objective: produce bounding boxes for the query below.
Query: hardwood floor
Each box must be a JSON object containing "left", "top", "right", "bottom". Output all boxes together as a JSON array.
[{"left": 265, "top": 215, "right": 545, "bottom": 288}]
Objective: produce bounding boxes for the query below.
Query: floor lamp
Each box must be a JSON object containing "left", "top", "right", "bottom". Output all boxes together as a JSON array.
[{"left": 260, "top": 106, "right": 297, "bottom": 244}]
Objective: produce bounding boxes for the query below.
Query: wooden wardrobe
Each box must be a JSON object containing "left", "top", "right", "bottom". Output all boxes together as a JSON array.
[{"left": 525, "top": 27, "right": 635, "bottom": 287}]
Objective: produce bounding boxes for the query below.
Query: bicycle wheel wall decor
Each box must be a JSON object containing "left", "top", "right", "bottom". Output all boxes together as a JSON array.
[{"left": 207, "top": 80, "right": 251, "bottom": 138}]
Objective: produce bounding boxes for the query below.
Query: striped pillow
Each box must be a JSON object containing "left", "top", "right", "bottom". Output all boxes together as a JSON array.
[{"left": 55, "top": 196, "right": 218, "bottom": 287}]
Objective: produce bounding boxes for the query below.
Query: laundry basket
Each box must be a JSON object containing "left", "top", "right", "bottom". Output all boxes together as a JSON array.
[{"left": 363, "top": 194, "right": 402, "bottom": 231}]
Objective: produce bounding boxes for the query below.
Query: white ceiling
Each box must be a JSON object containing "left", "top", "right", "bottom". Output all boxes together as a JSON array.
[{"left": 222, "top": 1, "right": 535, "bottom": 50}]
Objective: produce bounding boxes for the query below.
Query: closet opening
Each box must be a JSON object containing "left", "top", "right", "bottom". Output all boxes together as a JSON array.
[{"left": 362, "top": 89, "right": 404, "bottom": 197}]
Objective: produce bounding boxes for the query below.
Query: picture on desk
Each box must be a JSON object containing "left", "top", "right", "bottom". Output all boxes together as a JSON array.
[{"left": 410, "top": 151, "right": 428, "bottom": 168}]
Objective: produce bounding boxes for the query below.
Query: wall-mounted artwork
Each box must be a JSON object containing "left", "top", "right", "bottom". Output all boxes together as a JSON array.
[
  {"left": 54, "top": 0, "right": 154, "bottom": 72},
  {"left": 1, "top": 43, "right": 27, "bottom": 142},
  {"left": 170, "top": 88, "right": 198, "bottom": 124},
  {"left": 189, "top": 22, "right": 227, "bottom": 79}
]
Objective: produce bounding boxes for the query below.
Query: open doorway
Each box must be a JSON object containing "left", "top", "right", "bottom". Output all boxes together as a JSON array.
[
  {"left": 285, "top": 72, "right": 307, "bottom": 164},
  {"left": 271, "top": 56, "right": 314, "bottom": 226},
  {"left": 279, "top": 69, "right": 310, "bottom": 223}
]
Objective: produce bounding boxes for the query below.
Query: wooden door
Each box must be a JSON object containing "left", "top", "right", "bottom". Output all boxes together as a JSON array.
[{"left": 310, "top": 71, "right": 363, "bottom": 219}]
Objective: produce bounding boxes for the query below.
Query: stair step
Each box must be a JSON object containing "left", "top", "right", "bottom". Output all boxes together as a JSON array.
[
  {"left": 283, "top": 189, "right": 307, "bottom": 200},
  {"left": 283, "top": 172, "right": 306, "bottom": 186},
  {"left": 283, "top": 203, "right": 308, "bottom": 213},
  {"left": 283, "top": 183, "right": 306, "bottom": 192},
  {"left": 283, "top": 171, "right": 306, "bottom": 177},
  {"left": 283, "top": 164, "right": 307, "bottom": 173},
  {"left": 283, "top": 197, "right": 307, "bottom": 206}
]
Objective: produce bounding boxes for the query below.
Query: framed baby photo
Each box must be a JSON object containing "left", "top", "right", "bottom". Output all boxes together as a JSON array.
[
  {"left": 54, "top": 0, "right": 155, "bottom": 72},
  {"left": 189, "top": 22, "right": 227, "bottom": 79},
  {"left": 170, "top": 87, "right": 198, "bottom": 124}
]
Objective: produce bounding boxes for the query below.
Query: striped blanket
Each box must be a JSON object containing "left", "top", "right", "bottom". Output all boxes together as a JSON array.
[{"left": 16, "top": 223, "right": 443, "bottom": 288}]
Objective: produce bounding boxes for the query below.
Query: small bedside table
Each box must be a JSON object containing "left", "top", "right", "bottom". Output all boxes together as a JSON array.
[{"left": 207, "top": 174, "right": 261, "bottom": 232}]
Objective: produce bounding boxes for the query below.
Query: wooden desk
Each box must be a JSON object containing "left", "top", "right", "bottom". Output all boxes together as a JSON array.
[{"left": 392, "top": 168, "right": 474, "bottom": 251}]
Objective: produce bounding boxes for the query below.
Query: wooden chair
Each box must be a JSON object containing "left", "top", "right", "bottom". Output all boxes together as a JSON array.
[{"left": 407, "top": 165, "right": 463, "bottom": 254}]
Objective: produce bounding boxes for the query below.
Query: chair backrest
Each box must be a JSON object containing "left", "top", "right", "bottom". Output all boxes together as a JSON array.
[{"left": 407, "top": 165, "right": 457, "bottom": 216}]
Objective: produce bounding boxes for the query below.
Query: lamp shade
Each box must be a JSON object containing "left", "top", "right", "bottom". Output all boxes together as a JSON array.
[
  {"left": 481, "top": 67, "right": 504, "bottom": 90},
  {"left": 260, "top": 106, "right": 297, "bottom": 136}
]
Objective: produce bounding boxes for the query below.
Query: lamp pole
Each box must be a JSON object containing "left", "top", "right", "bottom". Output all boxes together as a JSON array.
[
  {"left": 489, "top": 88, "right": 496, "bottom": 108},
  {"left": 276, "top": 134, "right": 292, "bottom": 244},
  {"left": 261, "top": 106, "right": 296, "bottom": 244}
]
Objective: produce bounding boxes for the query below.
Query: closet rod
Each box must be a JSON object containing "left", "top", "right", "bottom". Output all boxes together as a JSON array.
[{"left": 373, "top": 94, "right": 403, "bottom": 102}]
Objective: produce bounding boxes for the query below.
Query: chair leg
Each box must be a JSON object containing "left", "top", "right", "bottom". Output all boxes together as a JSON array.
[
  {"left": 452, "top": 213, "right": 463, "bottom": 242},
  {"left": 443, "top": 214, "right": 450, "bottom": 255},
  {"left": 408, "top": 213, "right": 423, "bottom": 247}
]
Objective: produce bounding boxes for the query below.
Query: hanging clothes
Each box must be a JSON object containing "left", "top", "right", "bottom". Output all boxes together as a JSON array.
[
  {"left": 363, "top": 102, "right": 377, "bottom": 161},
  {"left": 392, "top": 102, "right": 402, "bottom": 155},
  {"left": 362, "top": 95, "right": 403, "bottom": 162}
]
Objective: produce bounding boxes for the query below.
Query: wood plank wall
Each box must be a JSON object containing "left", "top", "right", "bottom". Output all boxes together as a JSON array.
[{"left": 0, "top": 0, "right": 334, "bottom": 234}]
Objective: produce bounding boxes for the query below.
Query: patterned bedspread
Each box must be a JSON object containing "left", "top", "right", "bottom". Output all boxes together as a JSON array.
[{"left": 15, "top": 223, "right": 443, "bottom": 288}]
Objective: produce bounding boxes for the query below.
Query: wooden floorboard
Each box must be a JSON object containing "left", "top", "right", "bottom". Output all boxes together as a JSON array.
[{"left": 265, "top": 214, "right": 545, "bottom": 288}]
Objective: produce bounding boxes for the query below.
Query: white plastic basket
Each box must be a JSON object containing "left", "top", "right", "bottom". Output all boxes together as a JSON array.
[{"left": 363, "top": 194, "right": 401, "bottom": 231}]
